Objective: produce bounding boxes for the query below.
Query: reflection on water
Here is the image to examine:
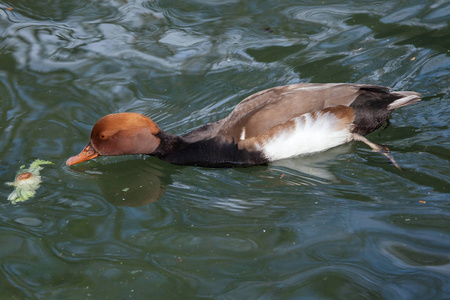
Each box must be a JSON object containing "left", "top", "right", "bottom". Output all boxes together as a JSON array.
[
  {"left": 69, "top": 144, "right": 352, "bottom": 208},
  {"left": 0, "top": 0, "right": 449, "bottom": 298},
  {"left": 69, "top": 159, "right": 172, "bottom": 206},
  {"left": 271, "top": 144, "right": 354, "bottom": 183}
]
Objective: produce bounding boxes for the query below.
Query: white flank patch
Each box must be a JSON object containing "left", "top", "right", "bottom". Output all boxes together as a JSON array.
[{"left": 259, "top": 113, "right": 352, "bottom": 161}]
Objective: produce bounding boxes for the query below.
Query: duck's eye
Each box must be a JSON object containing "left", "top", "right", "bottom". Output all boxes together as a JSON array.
[{"left": 100, "top": 134, "right": 106, "bottom": 140}]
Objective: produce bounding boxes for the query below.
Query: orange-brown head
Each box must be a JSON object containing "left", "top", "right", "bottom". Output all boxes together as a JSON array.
[{"left": 66, "top": 113, "right": 161, "bottom": 166}]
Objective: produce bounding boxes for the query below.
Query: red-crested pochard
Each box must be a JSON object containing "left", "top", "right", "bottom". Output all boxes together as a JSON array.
[{"left": 66, "top": 83, "right": 421, "bottom": 168}]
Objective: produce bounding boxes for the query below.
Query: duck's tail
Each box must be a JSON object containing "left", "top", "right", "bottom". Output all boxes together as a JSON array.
[
  {"left": 388, "top": 91, "right": 421, "bottom": 110},
  {"left": 349, "top": 88, "right": 421, "bottom": 171}
]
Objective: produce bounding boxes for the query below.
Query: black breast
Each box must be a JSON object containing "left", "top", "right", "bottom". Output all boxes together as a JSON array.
[{"left": 153, "top": 133, "right": 268, "bottom": 167}]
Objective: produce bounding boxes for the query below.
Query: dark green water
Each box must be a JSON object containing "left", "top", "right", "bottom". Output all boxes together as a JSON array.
[{"left": 1, "top": 0, "right": 449, "bottom": 299}]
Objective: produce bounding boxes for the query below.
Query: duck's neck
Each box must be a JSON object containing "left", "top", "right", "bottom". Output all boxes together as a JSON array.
[{"left": 151, "top": 131, "right": 267, "bottom": 167}]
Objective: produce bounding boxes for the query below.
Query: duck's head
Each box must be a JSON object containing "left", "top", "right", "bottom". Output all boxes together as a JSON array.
[{"left": 66, "top": 113, "right": 161, "bottom": 166}]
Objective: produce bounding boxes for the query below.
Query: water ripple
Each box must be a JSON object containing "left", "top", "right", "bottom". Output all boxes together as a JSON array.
[{"left": 0, "top": 0, "right": 449, "bottom": 298}]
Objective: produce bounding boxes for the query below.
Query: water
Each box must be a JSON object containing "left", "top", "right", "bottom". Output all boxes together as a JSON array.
[{"left": 1, "top": 0, "right": 449, "bottom": 298}]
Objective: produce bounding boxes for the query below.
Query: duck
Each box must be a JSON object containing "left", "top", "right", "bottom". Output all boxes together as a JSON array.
[{"left": 66, "top": 83, "right": 421, "bottom": 168}]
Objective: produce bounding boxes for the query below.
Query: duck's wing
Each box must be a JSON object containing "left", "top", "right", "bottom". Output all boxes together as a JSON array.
[
  {"left": 215, "top": 83, "right": 387, "bottom": 141},
  {"left": 182, "top": 83, "right": 419, "bottom": 143}
]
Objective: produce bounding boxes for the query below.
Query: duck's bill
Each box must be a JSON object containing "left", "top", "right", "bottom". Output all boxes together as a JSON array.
[{"left": 66, "top": 143, "right": 99, "bottom": 166}]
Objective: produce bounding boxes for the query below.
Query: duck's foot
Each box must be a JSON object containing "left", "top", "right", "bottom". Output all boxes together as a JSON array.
[{"left": 351, "top": 133, "right": 403, "bottom": 171}]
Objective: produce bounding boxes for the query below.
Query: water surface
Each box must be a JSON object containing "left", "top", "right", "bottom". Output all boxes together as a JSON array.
[{"left": 0, "top": 0, "right": 449, "bottom": 299}]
